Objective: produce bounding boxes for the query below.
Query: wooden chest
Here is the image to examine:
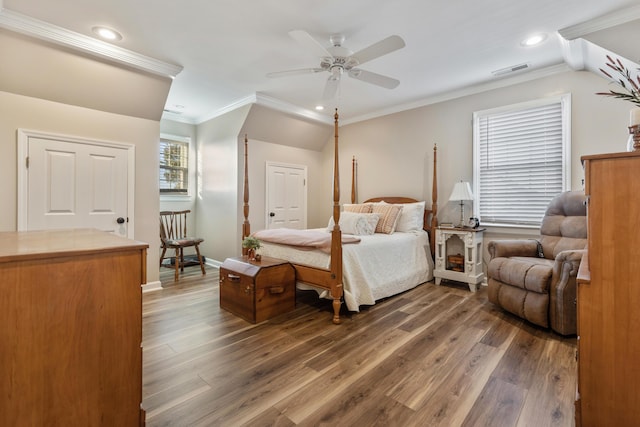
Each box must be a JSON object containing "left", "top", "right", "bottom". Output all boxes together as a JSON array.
[{"left": 220, "top": 256, "right": 295, "bottom": 323}]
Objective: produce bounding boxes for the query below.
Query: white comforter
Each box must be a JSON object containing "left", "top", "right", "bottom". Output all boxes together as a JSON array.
[{"left": 257, "top": 229, "right": 434, "bottom": 311}]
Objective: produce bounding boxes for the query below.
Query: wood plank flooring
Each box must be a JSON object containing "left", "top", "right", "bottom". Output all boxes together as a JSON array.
[{"left": 143, "top": 266, "right": 577, "bottom": 426}]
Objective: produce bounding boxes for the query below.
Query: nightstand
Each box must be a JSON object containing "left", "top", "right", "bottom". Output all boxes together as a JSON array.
[
  {"left": 220, "top": 256, "right": 295, "bottom": 323},
  {"left": 434, "top": 227, "right": 485, "bottom": 292}
]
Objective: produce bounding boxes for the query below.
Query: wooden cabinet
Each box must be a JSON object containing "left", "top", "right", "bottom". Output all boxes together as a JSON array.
[
  {"left": 0, "top": 228, "right": 148, "bottom": 426},
  {"left": 220, "top": 256, "right": 295, "bottom": 323},
  {"left": 577, "top": 152, "right": 640, "bottom": 426}
]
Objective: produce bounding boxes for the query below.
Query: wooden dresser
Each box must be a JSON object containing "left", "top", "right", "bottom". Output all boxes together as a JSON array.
[
  {"left": 0, "top": 228, "right": 148, "bottom": 426},
  {"left": 577, "top": 152, "right": 640, "bottom": 425}
]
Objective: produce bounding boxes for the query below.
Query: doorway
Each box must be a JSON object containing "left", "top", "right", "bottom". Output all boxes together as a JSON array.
[{"left": 265, "top": 162, "right": 307, "bottom": 229}]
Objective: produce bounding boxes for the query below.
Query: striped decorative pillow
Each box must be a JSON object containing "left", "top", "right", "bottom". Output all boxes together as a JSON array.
[
  {"left": 372, "top": 203, "right": 403, "bottom": 234},
  {"left": 343, "top": 203, "right": 373, "bottom": 213}
]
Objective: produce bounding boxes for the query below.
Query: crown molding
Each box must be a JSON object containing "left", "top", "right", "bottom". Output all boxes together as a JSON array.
[
  {"left": 254, "top": 93, "right": 333, "bottom": 124},
  {"left": 195, "top": 93, "right": 332, "bottom": 125},
  {"left": 342, "top": 63, "right": 572, "bottom": 125},
  {"left": 558, "top": 4, "right": 640, "bottom": 40},
  {"left": 0, "top": 7, "right": 182, "bottom": 79}
]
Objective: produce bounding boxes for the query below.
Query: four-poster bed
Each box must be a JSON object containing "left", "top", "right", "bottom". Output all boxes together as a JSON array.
[{"left": 241, "top": 110, "right": 438, "bottom": 324}]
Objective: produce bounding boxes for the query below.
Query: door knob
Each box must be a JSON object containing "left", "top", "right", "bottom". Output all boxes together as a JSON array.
[
  {"left": 269, "top": 212, "right": 275, "bottom": 217},
  {"left": 116, "top": 217, "right": 125, "bottom": 224}
]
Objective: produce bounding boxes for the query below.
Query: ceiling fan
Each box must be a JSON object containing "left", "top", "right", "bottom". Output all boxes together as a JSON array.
[{"left": 267, "top": 30, "right": 405, "bottom": 101}]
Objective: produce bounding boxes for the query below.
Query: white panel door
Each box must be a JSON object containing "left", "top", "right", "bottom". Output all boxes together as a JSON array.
[
  {"left": 266, "top": 162, "right": 307, "bottom": 230},
  {"left": 19, "top": 133, "right": 132, "bottom": 237}
]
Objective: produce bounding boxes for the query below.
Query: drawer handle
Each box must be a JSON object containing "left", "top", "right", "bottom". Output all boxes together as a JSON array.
[
  {"left": 227, "top": 274, "right": 240, "bottom": 282},
  {"left": 269, "top": 286, "right": 285, "bottom": 294}
]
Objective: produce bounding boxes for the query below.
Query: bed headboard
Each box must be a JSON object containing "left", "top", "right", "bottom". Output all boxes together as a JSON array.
[{"left": 363, "top": 197, "right": 435, "bottom": 234}]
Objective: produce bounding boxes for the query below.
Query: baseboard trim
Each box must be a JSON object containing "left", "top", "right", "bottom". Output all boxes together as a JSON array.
[
  {"left": 142, "top": 280, "right": 162, "bottom": 293},
  {"left": 207, "top": 259, "right": 222, "bottom": 269}
]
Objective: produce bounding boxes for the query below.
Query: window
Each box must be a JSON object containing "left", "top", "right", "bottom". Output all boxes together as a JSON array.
[
  {"left": 472, "top": 94, "right": 571, "bottom": 227},
  {"left": 159, "top": 136, "right": 190, "bottom": 195}
]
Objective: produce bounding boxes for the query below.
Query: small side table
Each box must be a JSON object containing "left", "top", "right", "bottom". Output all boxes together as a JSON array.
[{"left": 434, "top": 227, "right": 485, "bottom": 292}]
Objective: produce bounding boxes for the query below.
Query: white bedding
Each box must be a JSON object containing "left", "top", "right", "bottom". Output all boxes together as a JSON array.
[{"left": 257, "top": 229, "right": 434, "bottom": 311}]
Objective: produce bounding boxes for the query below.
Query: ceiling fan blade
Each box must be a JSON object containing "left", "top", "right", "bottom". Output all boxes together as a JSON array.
[
  {"left": 352, "top": 35, "right": 405, "bottom": 66},
  {"left": 322, "top": 77, "right": 339, "bottom": 101},
  {"left": 288, "top": 30, "right": 333, "bottom": 58},
  {"left": 267, "top": 68, "right": 325, "bottom": 78},
  {"left": 348, "top": 69, "right": 399, "bottom": 89}
]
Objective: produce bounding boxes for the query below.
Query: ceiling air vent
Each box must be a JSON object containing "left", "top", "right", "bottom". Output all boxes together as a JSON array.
[{"left": 492, "top": 63, "right": 530, "bottom": 77}]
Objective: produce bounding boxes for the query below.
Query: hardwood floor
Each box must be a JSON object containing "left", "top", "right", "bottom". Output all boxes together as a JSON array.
[{"left": 143, "top": 266, "right": 577, "bottom": 426}]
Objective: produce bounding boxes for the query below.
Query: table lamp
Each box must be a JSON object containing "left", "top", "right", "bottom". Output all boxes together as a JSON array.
[{"left": 449, "top": 181, "right": 474, "bottom": 228}]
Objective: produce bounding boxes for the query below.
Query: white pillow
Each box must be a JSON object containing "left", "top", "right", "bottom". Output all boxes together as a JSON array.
[
  {"left": 394, "top": 201, "right": 426, "bottom": 232},
  {"left": 327, "top": 212, "right": 380, "bottom": 235}
]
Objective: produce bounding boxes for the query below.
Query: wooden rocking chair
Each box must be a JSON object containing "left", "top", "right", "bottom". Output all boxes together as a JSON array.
[{"left": 159, "top": 210, "right": 206, "bottom": 282}]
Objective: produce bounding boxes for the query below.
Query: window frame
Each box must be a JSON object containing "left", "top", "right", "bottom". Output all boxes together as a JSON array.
[
  {"left": 472, "top": 94, "right": 572, "bottom": 229},
  {"left": 159, "top": 133, "right": 193, "bottom": 199}
]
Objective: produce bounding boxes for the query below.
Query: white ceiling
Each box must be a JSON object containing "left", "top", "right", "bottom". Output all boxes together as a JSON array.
[{"left": 1, "top": 0, "right": 638, "bottom": 124}]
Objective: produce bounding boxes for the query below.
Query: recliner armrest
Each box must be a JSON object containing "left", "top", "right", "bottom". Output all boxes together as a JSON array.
[
  {"left": 551, "top": 249, "right": 585, "bottom": 288},
  {"left": 488, "top": 239, "right": 539, "bottom": 260},
  {"left": 549, "top": 249, "right": 585, "bottom": 335}
]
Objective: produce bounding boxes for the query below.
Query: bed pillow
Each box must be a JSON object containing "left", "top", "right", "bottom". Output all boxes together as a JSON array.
[
  {"left": 394, "top": 201, "right": 426, "bottom": 232},
  {"left": 343, "top": 203, "right": 373, "bottom": 213},
  {"left": 371, "top": 203, "right": 403, "bottom": 234},
  {"left": 327, "top": 212, "right": 380, "bottom": 235}
]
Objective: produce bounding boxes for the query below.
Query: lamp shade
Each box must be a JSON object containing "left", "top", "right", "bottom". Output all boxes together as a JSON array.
[{"left": 449, "top": 181, "right": 474, "bottom": 202}]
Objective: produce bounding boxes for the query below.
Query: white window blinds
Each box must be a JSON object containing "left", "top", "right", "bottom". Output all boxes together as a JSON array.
[
  {"left": 159, "top": 138, "right": 189, "bottom": 195},
  {"left": 473, "top": 95, "right": 570, "bottom": 227}
]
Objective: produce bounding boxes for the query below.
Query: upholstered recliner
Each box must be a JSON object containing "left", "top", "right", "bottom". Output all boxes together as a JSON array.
[{"left": 487, "top": 191, "right": 587, "bottom": 335}]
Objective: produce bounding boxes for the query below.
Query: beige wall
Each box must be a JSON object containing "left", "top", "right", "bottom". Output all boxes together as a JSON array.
[
  {"left": 320, "top": 69, "right": 632, "bottom": 268},
  {"left": 166, "top": 68, "right": 631, "bottom": 270},
  {"left": 242, "top": 138, "right": 326, "bottom": 232},
  {"left": 193, "top": 105, "right": 332, "bottom": 264},
  {"left": 195, "top": 105, "right": 251, "bottom": 263},
  {"left": 324, "top": 69, "right": 630, "bottom": 221},
  {"left": 0, "top": 91, "right": 162, "bottom": 282}
]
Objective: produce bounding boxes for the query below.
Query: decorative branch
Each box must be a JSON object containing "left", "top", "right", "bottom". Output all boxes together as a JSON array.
[{"left": 596, "top": 55, "right": 640, "bottom": 107}]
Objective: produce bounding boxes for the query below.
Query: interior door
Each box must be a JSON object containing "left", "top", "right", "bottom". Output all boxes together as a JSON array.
[
  {"left": 18, "top": 130, "right": 133, "bottom": 237},
  {"left": 266, "top": 162, "right": 307, "bottom": 229}
]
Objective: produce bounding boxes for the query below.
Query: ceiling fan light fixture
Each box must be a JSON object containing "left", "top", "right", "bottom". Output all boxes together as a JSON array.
[
  {"left": 271, "top": 30, "right": 405, "bottom": 100},
  {"left": 329, "top": 65, "right": 343, "bottom": 80}
]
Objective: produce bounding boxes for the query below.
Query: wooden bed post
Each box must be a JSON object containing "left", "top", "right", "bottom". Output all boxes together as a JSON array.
[
  {"left": 330, "top": 109, "right": 343, "bottom": 324},
  {"left": 430, "top": 144, "right": 438, "bottom": 258},
  {"left": 242, "top": 134, "right": 250, "bottom": 256},
  {"left": 351, "top": 156, "right": 357, "bottom": 204}
]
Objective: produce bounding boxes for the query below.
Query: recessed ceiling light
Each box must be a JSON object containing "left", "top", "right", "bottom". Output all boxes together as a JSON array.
[
  {"left": 92, "top": 26, "right": 123, "bottom": 41},
  {"left": 521, "top": 33, "right": 547, "bottom": 47},
  {"left": 315, "top": 105, "right": 324, "bottom": 111}
]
